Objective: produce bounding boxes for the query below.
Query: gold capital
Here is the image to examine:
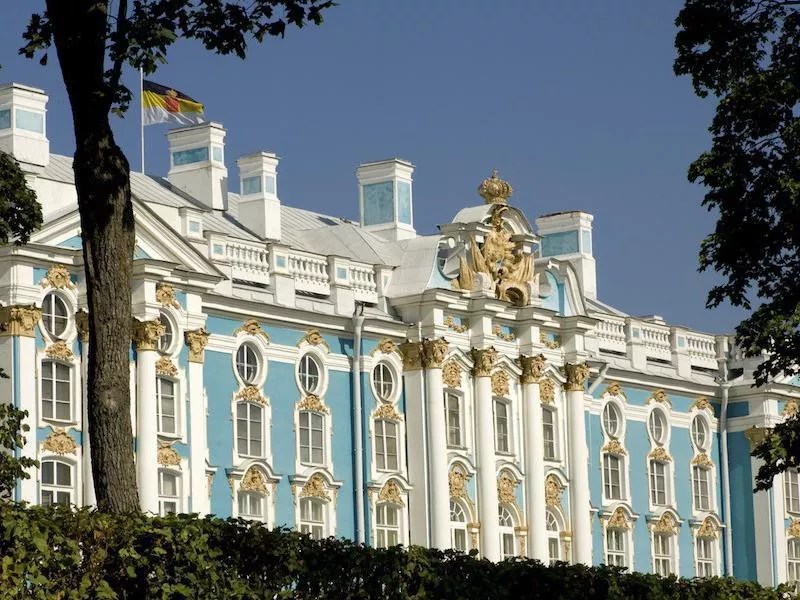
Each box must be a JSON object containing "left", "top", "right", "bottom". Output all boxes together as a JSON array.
[
  {"left": 75, "top": 310, "right": 89, "bottom": 342},
  {"left": 421, "top": 337, "right": 449, "bottom": 369},
  {"left": 399, "top": 340, "right": 423, "bottom": 371},
  {"left": 470, "top": 347, "right": 498, "bottom": 377},
  {"left": 518, "top": 354, "right": 546, "bottom": 384},
  {"left": 564, "top": 362, "right": 590, "bottom": 391},
  {"left": 132, "top": 318, "right": 165, "bottom": 351},
  {"left": 0, "top": 305, "right": 42, "bottom": 337},
  {"left": 185, "top": 328, "right": 210, "bottom": 363}
]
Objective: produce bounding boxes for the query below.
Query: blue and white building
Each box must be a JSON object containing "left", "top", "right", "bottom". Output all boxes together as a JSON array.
[{"left": 1, "top": 82, "right": 799, "bottom": 585}]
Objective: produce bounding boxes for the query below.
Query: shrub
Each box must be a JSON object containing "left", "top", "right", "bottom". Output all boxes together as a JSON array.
[{"left": 0, "top": 503, "right": 793, "bottom": 599}]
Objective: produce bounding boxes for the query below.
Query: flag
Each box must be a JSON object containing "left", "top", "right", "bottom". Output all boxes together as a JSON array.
[{"left": 142, "top": 80, "right": 205, "bottom": 126}]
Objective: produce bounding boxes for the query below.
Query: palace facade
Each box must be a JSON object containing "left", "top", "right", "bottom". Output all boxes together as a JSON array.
[{"left": 1, "top": 82, "right": 798, "bottom": 586}]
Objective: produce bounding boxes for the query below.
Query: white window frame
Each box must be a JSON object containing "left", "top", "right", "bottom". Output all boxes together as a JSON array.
[
  {"left": 371, "top": 362, "right": 396, "bottom": 403},
  {"left": 788, "top": 538, "right": 800, "bottom": 584},
  {"left": 605, "top": 527, "right": 627, "bottom": 567},
  {"left": 41, "top": 292, "right": 70, "bottom": 339},
  {"left": 299, "top": 410, "right": 325, "bottom": 466},
  {"left": 450, "top": 499, "right": 469, "bottom": 552},
  {"left": 652, "top": 531, "right": 675, "bottom": 576},
  {"left": 40, "top": 359, "right": 74, "bottom": 424},
  {"left": 297, "top": 352, "right": 323, "bottom": 395},
  {"left": 546, "top": 509, "right": 562, "bottom": 565},
  {"left": 648, "top": 408, "right": 669, "bottom": 446},
  {"left": 237, "top": 489, "right": 268, "bottom": 523},
  {"left": 299, "top": 496, "right": 327, "bottom": 539},
  {"left": 542, "top": 405, "right": 557, "bottom": 460},
  {"left": 695, "top": 536, "right": 716, "bottom": 578},
  {"left": 375, "top": 502, "right": 402, "bottom": 548},
  {"left": 602, "top": 401, "right": 623, "bottom": 439},
  {"left": 445, "top": 392, "right": 464, "bottom": 448},
  {"left": 692, "top": 465, "right": 712, "bottom": 512},
  {"left": 156, "top": 309, "right": 178, "bottom": 355},
  {"left": 498, "top": 504, "right": 517, "bottom": 560},
  {"left": 236, "top": 401, "right": 265, "bottom": 458},
  {"left": 235, "top": 342, "right": 261, "bottom": 386},
  {"left": 649, "top": 459, "right": 669, "bottom": 507},
  {"left": 494, "top": 398, "right": 512, "bottom": 454},
  {"left": 40, "top": 457, "right": 75, "bottom": 506},
  {"left": 786, "top": 469, "right": 800, "bottom": 515},
  {"left": 374, "top": 418, "right": 399, "bottom": 472},
  {"left": 156, "top": 375, "right": 178, "bottom": 436},
  {"left": 603, "top": 453, "right": 624, "bottom": 502},
  {"left": 158, "top": 469, "right": 181, "bottom": 516},
  {"left": 691, "top": 415, "right": 710, "bottom": 452}
]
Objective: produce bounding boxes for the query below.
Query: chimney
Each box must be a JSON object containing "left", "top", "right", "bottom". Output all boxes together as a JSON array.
[
  {"left": 356, "top": 159, "right": 415, "bottom": 241},
  {"left": 536, "top": 211, "right": 597, "bottom": 300},
  {"left": 236, "top": 152, "right": 281, "bottom": 240},
  {"left": 0, "top": 83, "right": 50, "bottom": 169},
  {"left": 166, "top": 122, "right": 227, "bottom": 210}
]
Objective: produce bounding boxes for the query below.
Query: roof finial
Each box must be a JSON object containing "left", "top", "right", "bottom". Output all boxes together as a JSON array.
[{"left": 478, "top": 169, "right": 513, "bottom": 205}]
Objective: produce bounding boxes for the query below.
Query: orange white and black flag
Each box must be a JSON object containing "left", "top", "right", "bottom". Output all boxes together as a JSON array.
[{"left": 142, "top": 80, "right": 205, "bottom": 126}]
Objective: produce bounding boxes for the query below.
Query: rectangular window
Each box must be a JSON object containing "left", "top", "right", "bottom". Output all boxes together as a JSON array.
[
  {"left": 238, "top": 491, "right": 265, "bottom": 521},
  {"left": 15, "top": 108, "right": 44, "bottom": 133},
  {"left": 606, "top": 529, "right": 626, "bottom": 567},
  {"left": 40, "top": 460, "right": 72, "bottom": 506},
  {"left": 376, "top": 504, "right": 400, "bottom": 548},
  {"left": 542, "top": 408, "right": 556, "bottom": 460},
  {"left": 242, "top": 176, "right": 262, "bottom": 195},
  {"left": 158, "top": 471, "right": 179, "bottom": 516},
  {"left": 494, "top": 400, "right": 510, "bottom": 453},
  {"left": 603, "top": 454, "right": 622, "bottom": 500},
  {"left": 786, "top": 469, "right": 800, "bottom": 514},
  {"left": 172, "top": 147, "right": 209, "bottom": 166},
  {"left": 650, "top": 461, "right": 667, "bottom": 506},
  {"left": 300, "top": 498, "right": 324, "bottom": 539},
  {"left": 212, "top": 146, "right": 223, "bottom": 162},
  {"left": 789, "top": 539, "right": 800, "bottom": 583},
  {"left": 0, "top": 109, "right": 10, "bottom": 130},
  {"left": 42, "top": 361, "right": 71, "bottom": 422},
  {"left": 693, "top": 466, "right": 711, "bottom": 511},
  {"left": 445, "top": 393, "right": 462, "bottom": 447},
  {"left": 653, "top": 533, "right": 673, "bottom": 576},
  {"left": 696, "top": 537, "right": 714, "bottom": 577},
  {"left": 375, "top": 420, "right": 399, "bottom": 471},
  {"left": 548, "top": 538, "right": 560, "bottom": 565},
  {"left": 452, "top": 528, "right": 467, "bottom": 552},
  {"left": 265, "top": 175, "right": 276, "bottom": 194},
  {"left": 156, "top": 377, "right": 176, "bottom": 435},
  {"left": 299, "top": 411, "right": 324, "bottom": 465},
  {"left": 501, "top": 532, "right": 515, "bottom": 560},
  {"left": 236, "top": 403, "right": 263, "bottom": 457}
]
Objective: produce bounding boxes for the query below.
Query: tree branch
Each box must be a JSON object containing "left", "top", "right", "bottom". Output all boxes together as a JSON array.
[{"left": 108, "top": 0, "right": 129, "bottom": 93}]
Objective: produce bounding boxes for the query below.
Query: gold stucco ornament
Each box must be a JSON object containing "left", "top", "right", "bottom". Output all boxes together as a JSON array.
[
  {"left": 449, "top": 466, "right": 471, "bottom": 500},
  {"left": 132, "top": 318, "right": 165, "bottom": 351},
  {"left": 298, "top": 393, "right": 329, "bottom": 414},
  {"left": 604, "top": 382, "right": 624, "bottom": 398},
  {"left": 518, "top": 354, "right": 546, "bottom": 384},
  {"left": 491, "top": 370, "right": 510, "bottom": 397},
  {"left": 650, "top": 512, "right": 678, "bottom": 535},
  {"left": 602, "top": 439, "right": 627, "bottom": 456},
  {"left": 298, "top": 329, "right": 330, "bottom": 351},
  {"left": 300, "top": 474, "right": 330, "bottom": 501},
  {"left": 157, "top": 443, "right": 181, "bottom": 466},
  {"left": 374, "top": 403, "right": 402, "bottom": 422},
  {"left": 444, "top": 315, "right": 469, "bottom": 333},
  {"left": 605, "top": 507, "right": 630, "bottom": 530},
  {"left": 234, "top": 319, "right": 270, "bottom": 344},
  {"left": 378, "top": 480, "right": 405, "bottom": 506},
  {"left": 241, "top": 467, "right": 268, "bottom": 493},
  {"left": 237, "top": 386, "right": 267, "bottom": 405},
  {"left": 0, "top": 305, "right": 42, "bottom": 337},
  {"left": 156, "top": 356, "right": 178, "bottom": 377},
  {"left": 155, "top": 283, "right": 181, "bottom": 309},
  {"left": 539, "top": 378, "right": 555, "bottom": 404},
  {"left": 42, "top": 428, "right": 77, "bottom": 455},
  {"left": 45, "top": 340, "right": 74, "bottom": 361},
  {"left": 442, "top": 361, "right": 462, "bottom": 388},
  {"left": 564, "top": 362, "right": 590, "bottom": 391},
  {"left": 399, "top": 340, "right": 423, "bottom": 371},
  {"left": 470, "top": 347, "right": 498, "bottom": 377},
  {"left": 497, "top": 471, "right": 517, "bottom": 505},
  {"left": 478, "top": 169, "right": 513, "bottom": 205},
  {"left": 421, "top": 338, "right": 449, "bottom": 369},
  {"left": 185, "top": 328, "right": 210, "bottom": 363},
  {"left": 696, "top": 516, "right": 719, "bottom": 540},
  {"left": 42, "top": 264, "right": 76, "bottom": 290},
  {"left": 544, "top": 474, "right": 563, "bottom": 508},
  {"left": 648, "top": 447, "right": 672, "bottom": 462}
]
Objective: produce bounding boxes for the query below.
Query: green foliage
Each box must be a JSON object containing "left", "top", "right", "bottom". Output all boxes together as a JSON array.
[
  {"left": 675, "top": 0, "right": 800, "bottom": 491},
  {"left": 0, "top": 403, "right": 38, "bottom": 499},
  {"left": 0, "top": 504, "right": 792, "bottom": 600},
  {"left": 19, "top": 0, "right": 337, "bottom": 116},
  {"left": 753, "top": 414, "right": 800, "bottom": 492},
  {"left": 0, "top": 151, "right": 43, "bottom": 245}
]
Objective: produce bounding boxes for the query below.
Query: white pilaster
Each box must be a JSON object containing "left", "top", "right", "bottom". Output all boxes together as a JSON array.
[
  {"left": 565, "top": 362, "right": 591, "bottom": 564},
  {"left": 133, "top": 319, "right": 164, "bottom": 514},
  {"left": 473, "top": 347, "right": 500, "bottom": 561},
  {"left": 77, "top": 315, "right": 96, "bottom": 506},
  {"left": 185, "top": 328, "right": 210, "bottom": 516},
  {"left": 520, "top": 355, "right": 548, "bottom": 562},
  {"left": 422, "top": 338, "right": 450, "bottom": 549}
]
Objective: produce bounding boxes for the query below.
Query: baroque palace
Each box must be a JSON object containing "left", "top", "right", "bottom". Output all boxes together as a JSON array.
[{"left": 1, "top": 82, "right": 799, "bottom": 586}]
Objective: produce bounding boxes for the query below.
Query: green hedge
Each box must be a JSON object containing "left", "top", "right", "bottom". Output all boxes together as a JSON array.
[{"left": 0, "top": 503, "right": 792, "bottom": 599}]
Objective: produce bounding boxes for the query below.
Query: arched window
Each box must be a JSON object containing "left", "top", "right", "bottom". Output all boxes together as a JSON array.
[
  {"left": 298, "top": 354, "right": 321, "bottom": 394},
  {"left": 648, "top": 409, "right": 668, "bottom": 445},
  {"left": 40, "top": 459, "right": 73, "bottom": 506},
  {"left": 157, "top": 311, "right": 173, "bottom": 354},
  {"left": 691, "top": 416, "right": 709, "bottom": 451},
  {"left": 546, "top": 510, "right": 561, "bottom": 564},
  {"left": 42, "top": 293, "right": 69, "bottom": 338},
  {"left": 603, "top": 454, "right": 623, "bottom": 500},
  {"left": 372, "top": 363, "right": 394, "bottom": 401},
  {"left": 156, "top": 377, "right": 177, "bottom": 435},
  {"left": 236, "top": 402, "right": 264, "bottom": 457},
  {"left": 235, "top": 343, "right": 259, "bottom": 385},
  {"left": 542, "top": 407, "right": 556, "bottom": 459},
  {"left": 299, "top": 497, "right": 325, "bottom": 539},
  {"left": 692, "top": 465, "right": 711, "bottom": 511},
  {"left": 375, "top": 503, "right": 400, "bottom": 548},
  {"left": 374, "top": 419, "right": 399, "bottom": 471},
  {"left": 299, "top": 410, "right": 324, "bottom": 465},
  {"left": 498, "top": 505, "right": 516, "bottom": 560},
  {"left": 788, "top": 538, "right": 800, "bottom": 584},
  {"left": 238, "top": 490, "right": 267, "bottom": 522},
  {"left": 603, "top": 403, "right": 622, "bottom": 438},
  {"left": 158, "top": 470, "right": 180, "bottom": 515},
  {"left": 450, "top": 500, "right": 468, "bottom": 552},
  {"left": 41, "top": 360, "right": 72, "bottom": 422}
]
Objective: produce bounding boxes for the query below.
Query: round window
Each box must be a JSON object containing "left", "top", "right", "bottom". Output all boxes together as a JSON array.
[
  {"left": 648, "top": 410, "right": 667, "bottom": 445},
  {"left": 691, "top": 416, "right": 708, "bottom": 451},
  {"left": 157, "top": 312, "right": 173, "bottom": 354},
  {"left": 602, "top": 403, "right": 622, "bottom": 438},
  {"left": 236, "top": 343, "right": 259, "bottom": 385},
  {"left": 298, "top": 354, "right": 321, "bottom": 394},
  {"left": 42, "top": 293, "right": 69, "bottom": 338},
  {"left": 372, "top": 363, "right": 395, "bottom": 401}
]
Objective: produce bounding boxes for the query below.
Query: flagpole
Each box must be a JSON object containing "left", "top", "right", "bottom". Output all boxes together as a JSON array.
[{"left": 139, "top": 68, "right": 145, "bottom": 174}]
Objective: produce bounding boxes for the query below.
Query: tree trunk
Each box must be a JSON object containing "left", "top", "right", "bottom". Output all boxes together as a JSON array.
[{"left": 47, "top": 0, "right": 139, "bottom": 512}]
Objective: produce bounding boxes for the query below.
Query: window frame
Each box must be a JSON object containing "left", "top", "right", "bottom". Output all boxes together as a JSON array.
[
  {"left": 297, "top": 352, "right": 323, "bottom": 395},
  {"left": 652, "top": 531, "right": 675, "bottom": 576},
  {"left": 445, "top": 391, "right": 464, "bottom": 448},
  {"left": 695, "top": 536, "right": 716, "bottom": 578},
  {"left": 545, "top": 509, "right": 562, "bottom": 565},
  {"left": 237, "top": 489, "right": 268, "bottom": 522},
  {"left": 493, "top": 398, "right": 511, "bottom": 454},
  {"left": 542, "top": 405, "right": 557, "bottom": 460},
  {"left": 374, "top": 418, "right": 399, "bottom": 472},
  {"left": 298, "top": 410, "right": 325, "bottom": 466},
  {"left": 156, "top": 310, "right": 177, "bottom": 355},
  {"left": 158, "top": 469, "right": 181, "bottom": 516},
  {"left": 156, "top": 375, "right": 178, "bottom": 437},
  {"left": 41, "top": 292, "right": 70, "bottom": 339},
  {"left": 649, "top": 459, "right": 669, "bottom": 507},
  {"left": 40, "top": 458, "right": 75, "bottom": 507},
  {"left": 236, "top": 401, "right": 265, "bottom": 458},
  {"left": 235, "top": 342, "right": 261, "bottom": 386},
  {"left": 371, "top": 362, "right": 396, "bottom": 403},
  {"left": 786, "top": 469, "right": 800, "bottom": 515},
  {"left": 40, "top": 359, "right": 74, "bottom": 424},
  {"left": 605, "top": 527, "right": 627, "bottom": 568},
  {"left": 375, "top": 502, "right": 401, "bottom": 549},
  {"left": 648, "top": 408, "right": 669, "bottom": 446},
  {"left": 603, "top": 453, "right": 624, "bottom": 502},
  {"left": 788, "top": 538, "right": 800, "bottom": 584},
  {"left": 602, "top": 402, "right": 623, "bottom": 439},
  {"left": 691, "top": 415, "right": 710, "bottom": 452},
  {"left": 299, "top": 496, "right": 326, "bottom": 540},
  {"left": 498, "top": 504, "right": 517, "bottom": 560},
  {"left": 450, "top": 499, "right": 469, "bottom": 552},
  {"left": 692, "top": 465, "right": 712, "bottom": 512}
]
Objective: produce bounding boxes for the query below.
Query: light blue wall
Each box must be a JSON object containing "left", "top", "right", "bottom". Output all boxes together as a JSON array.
[
  {"left": 397, "top": 181, "right": 412, "bottom": 225},
  {"left": 205, "top": 348, "right": 236, "bottom": 517},
  {"left": 728, "top": 430, "right": 757, "bottom": 580},
  {"left": 541, "top": 231, "right": 579, "bottom": 257},
  {"left": 362, "top": 182, "right": 394, "bottom": 226}
]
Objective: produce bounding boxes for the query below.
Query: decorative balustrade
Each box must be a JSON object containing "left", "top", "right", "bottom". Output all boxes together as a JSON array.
[
  {"left": 226, "top": 242, "right": 270, "bottom": 285},
  {"left": 595, "top": 315, "right": 626, "bottom": 354},
  {"left": 288, "top": 252, "right": 330, "bottom": 295},
  {"left": 349, "top": 264, "right": 378, "bottom": 303},
  {"left": 686, "top": 332, "right": 717, "bottom": 369},
  {"left": 640, "top": 322, "right": 672, "bottom": 362}
]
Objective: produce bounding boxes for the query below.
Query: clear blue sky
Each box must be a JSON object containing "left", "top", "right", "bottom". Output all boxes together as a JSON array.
[{"left": 0, "top": 0, "right": 746, "bottom": 334}]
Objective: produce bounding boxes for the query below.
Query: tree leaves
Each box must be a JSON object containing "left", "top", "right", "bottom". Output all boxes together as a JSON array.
[{"left": 0, "top": 151, "right": 43, "bottom": 245}]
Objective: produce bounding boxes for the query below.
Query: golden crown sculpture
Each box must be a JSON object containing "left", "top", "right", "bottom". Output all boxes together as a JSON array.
[{"left": 478, "top": 169, "right": 513, "bottom": 205}]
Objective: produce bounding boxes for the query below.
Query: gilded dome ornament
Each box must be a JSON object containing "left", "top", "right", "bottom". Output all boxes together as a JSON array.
[
  {"left": 478, "top": 169, "right": 513, "bottom": 205},
  {"left": 442, "top": 361, "right": 462, "bottom": 389},
  {"left": 42, "top": 428, "right": 77, "bottom": 455}
]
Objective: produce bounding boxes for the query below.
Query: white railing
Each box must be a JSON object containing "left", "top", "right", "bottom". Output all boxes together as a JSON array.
[
  {"left": 350, "top": 263, "right": 378, "bottom": 303},
  {"left": 596, "top": 315, "right": 627, "bottom": 354},
  {"left": 289, "top": 251, "right": 330, "bottom": 295},
  {"left": 226, "top": 241, "right": 270, "bottom": 285},
  {"left": 686, "top": 332, "right": 717, "bottom": 369},
  {"left": 640, "top": 322, "right": 672, "bottom": 362}
]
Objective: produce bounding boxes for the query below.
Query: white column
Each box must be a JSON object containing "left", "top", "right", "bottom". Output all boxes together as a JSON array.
[
  {"left": 76, "top": 312, "right": 95, "bottom": 506},
  {"left": 565, "top": 362, "right": 591, "bottom": 564},
  {"left": 520, "top": 354, "right": 548, "bottom": 562},
  {"left": 133, "top": 319, "right": 164, "bottom": 514},
  {"left": 0, "top": 306, "right": 42, "bottom": 504},
  {"left": 422, "top": 338, "right": 450, "bottom": 549},
  {"left": 185, "top": 328, "right": 210, "bottom": 516},
  {"left": 472, "top": 347, "right": 500, "bottom": 561}
]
